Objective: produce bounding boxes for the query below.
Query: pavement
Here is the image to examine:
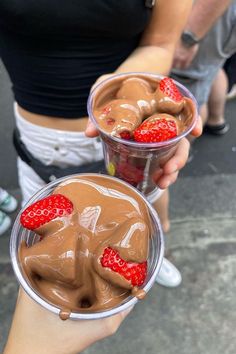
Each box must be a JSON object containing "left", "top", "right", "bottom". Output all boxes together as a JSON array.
[{"left": 0, "top": 60, "right": 236, "bottom": 354}]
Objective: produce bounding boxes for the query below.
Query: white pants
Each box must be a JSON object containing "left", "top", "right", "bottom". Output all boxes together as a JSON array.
[
  {"left": 15, "top": 104, "right": 164, "bottom": 206},
  {"left": 15, "top": 104, "right": 104, "bottom": 205}
]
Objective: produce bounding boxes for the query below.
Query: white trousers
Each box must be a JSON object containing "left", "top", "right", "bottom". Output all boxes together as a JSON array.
[
  {"left": 15, "top": 104, "right": 104, "bottom": 205},
  {"left": 15, "top": 104, "right": 164, "bottom": 206}
]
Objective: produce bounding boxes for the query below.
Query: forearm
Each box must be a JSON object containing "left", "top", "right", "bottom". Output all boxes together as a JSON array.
[
  {"left": 4, "top": 289, "right": 131, "bottom": 354},
  {"left": 4, "top": 291, "right": 62, "bottom": 354},
  {"left": 115, "top": 0, "right": 193, "bottom": 76},
  {"left": 185, "top": 0, "right": 232, "bottom": 39},
  {"left": 115, "top": 45, "right": 174, "bottom": 76}
]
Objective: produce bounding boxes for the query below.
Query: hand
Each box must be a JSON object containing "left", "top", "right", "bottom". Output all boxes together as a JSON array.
[
  {"left": 86, "top": 115, "right": 202, "bottom": 189},
  {"left": 152, "top": 116, "right": 202, "bottom": 189},
  {"left": 173, "top": 41, "right": 199, "bottom": 70},
  {"left": 4, "top": 289, "right": 133, "bottom": 354}
]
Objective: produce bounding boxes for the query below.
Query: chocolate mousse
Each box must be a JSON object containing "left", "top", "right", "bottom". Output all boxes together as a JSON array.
[
  {"left": 93, "top": 75, "right": 195, "bottom": 139},
  {"left": 90, "top": 74, "right": 196, "bottom": 195},
  {"left": 19, "top": 175, "right": 152, "bottom": 319}
]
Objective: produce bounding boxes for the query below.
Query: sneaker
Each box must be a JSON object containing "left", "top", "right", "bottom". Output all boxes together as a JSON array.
[
  {"left": 156, "top": 258, "right": 182, "bottom": 288},
  {"left": 0, "top": 188, "right": 18, "bottom": 213},
  {"left": 226, "top": 84, "right": 236, "bottom": 101},
  {"left": 0, "top": 210, "right": 11, "bottom": 236}
]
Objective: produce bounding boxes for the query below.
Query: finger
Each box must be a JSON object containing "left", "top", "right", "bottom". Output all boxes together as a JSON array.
[
  {"left": 120, "top": 305, "right": 134, "bottom": 320},
  {"left": 152, "top": 168, "right": 164, "bottom": 184},
  {"left": 91, "top": 74, "right": 113, "bottom": 91},
  {"left": 103, "top": 306, "right": 134, "bottom": 336},
  {"left": 190, "top": 115, "right": 203, "bottom": 137},
  {"left": 156, "top": 170, "right": 179, "bottom": 189},
  {"left": 85, "top": 119, "right": 99, "bottom": 137},
  {"left": 162, "top": 138, "right": 190, "bottom": 175}
]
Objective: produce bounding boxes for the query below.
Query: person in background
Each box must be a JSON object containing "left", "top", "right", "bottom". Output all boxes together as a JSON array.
[
  {"left": 0, "top": 187, "right": 18, "bottom": 236},
  {"left": 224, "top": 53, "right": 236, "bottom": 101},
  {"left": 171, "top": 0, "right": 236, "bottom": 136}
]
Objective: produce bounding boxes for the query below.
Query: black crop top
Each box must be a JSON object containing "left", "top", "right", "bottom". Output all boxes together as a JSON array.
[{"left": 0, "top": 1, "right": 152, "bottom": 118}]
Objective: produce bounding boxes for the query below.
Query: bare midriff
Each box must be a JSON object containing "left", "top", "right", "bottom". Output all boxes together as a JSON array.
[{"left": 17, "top": 105, "right": 89, "bottom": 132}]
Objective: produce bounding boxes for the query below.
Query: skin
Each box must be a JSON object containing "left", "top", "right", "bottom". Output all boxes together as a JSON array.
[
  {"left": 85, "top": 0, "right": 202, "bottom": 189},
  {"left": 86, "top": 115, "right": 202, "bottom": 190},
  {"left": 3, "top": 289, "right": 132, "bottom": 354},
  {"left": 173, "top": 0, "right": 232, "bottom": 70},
  {"left": 19, "top": 0, "right": 202, "bottom": 190},
  {"left": 172, "top": 0, "right": 232, "bottom": 135},
  {"left": 4, "top": 2, "right": 202, "bottom": 352}
]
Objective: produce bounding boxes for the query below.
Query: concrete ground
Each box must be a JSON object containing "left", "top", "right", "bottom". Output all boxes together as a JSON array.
[{"left": 0, "top": 61, "right": 236, "bottom": 353}]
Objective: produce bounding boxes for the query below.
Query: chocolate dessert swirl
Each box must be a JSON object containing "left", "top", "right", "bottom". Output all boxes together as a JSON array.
[
  {"left": 19, "top": 176, "right": 152, "bottom": 320},
  {"left": 93, "top": 77, "right": 195, "bottom": 138}
]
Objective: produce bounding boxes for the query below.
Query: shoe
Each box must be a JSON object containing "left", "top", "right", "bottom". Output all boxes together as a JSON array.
[
  {"left": 0, "top": 189, "right": 18, "bottom": 213},
  {"left": 203, "top": 122, "right": 229, "bottom": 136},
  {"left": 0, "top": 210, "right": 11, "bottom": 236},
  {"left": 156, "top": 258, "right": 182, "bottom": 288},
  {"left": 226, "top": 84, "right": 236, "bottom": 101}
]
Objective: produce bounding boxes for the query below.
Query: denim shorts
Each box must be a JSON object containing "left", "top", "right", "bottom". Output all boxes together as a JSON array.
[{"left": 171, "top": 1, "right": 236, "bottom": 107}]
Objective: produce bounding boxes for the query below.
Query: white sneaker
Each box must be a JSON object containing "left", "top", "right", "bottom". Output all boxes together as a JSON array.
[
  {"left": 0, "top": 188, "right": 18, "bottom": 213},
  {"left": 156, "top": 258, "right": 182, "bottom": 288},
  {"left": 0, "top": 210, "right": 11, "bottom": 236},
  {"left": 226, "top": 84, "right": 236, "bottom": 101}
]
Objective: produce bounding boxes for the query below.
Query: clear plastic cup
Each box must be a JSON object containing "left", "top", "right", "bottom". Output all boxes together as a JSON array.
[
  {"left": 87, "top": 72, "right": 198, "bottom": 197},
  {"left": 10, "top": 173, "right": 164, "bottom": 320}
]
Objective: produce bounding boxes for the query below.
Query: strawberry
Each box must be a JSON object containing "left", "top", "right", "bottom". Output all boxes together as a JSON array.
[
  {"left": 116, "top": 161, "right": 144, "bottom": 186},
  {"left": 102, "top": 106, "right": 111, "bottom": 115},
  {"left": 134, "top": 117, "right": 177, "bottom": 143},
  {"left": 20, "top": 194, "right": 73, "bottom": 230},
  {"left": 119, "top": 131, "right": 132, "bottom": 140},
  {"left": 159, "top": 77, "right": 183, "bottom": 102},
  {"left": 101, "top": 247, "right": 147, "bottom": 286}
]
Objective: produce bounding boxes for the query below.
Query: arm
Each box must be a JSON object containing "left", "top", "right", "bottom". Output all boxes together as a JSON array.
[
  {"left": 184, "top": 0, "right": 232, "bottom": 40},
  {"left": 4, "top": 289, "right": 132, "bottom": 354},
  {"left": 115, "top": 0, "right": 193, "bottom": 75},
  {"left": 173, "top": 0, "right": 232, "bottom": 69},
  {"left": 86, "top": 0, "right": 202, "bottom": 189}
]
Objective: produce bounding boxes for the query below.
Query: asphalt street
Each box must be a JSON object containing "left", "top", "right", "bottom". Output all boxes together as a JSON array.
[{"left": 0, "top": 61, "right": 236, "bottom": 354}]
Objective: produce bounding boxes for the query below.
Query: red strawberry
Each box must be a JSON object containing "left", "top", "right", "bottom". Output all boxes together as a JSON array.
[
  {"left": 119, "top": 131, "right": 132, "bottom": 140},
  {"left": 101, "top": 247, "right": 147, "bottom": 286},
  {"left": 102, "top": 106, "right": 111, "bottom": 115},
  {"left": 20, "top": 194, "right": 73, "bottom": 230},
  {"left": 159, "top": 77, "right": 183, "bottom": 102},
  {"left": 134, "top": 117, "right": 177, "bottom": 143},
  {"left": 116, "top": 162, "right": 144, "bottom": 186}
]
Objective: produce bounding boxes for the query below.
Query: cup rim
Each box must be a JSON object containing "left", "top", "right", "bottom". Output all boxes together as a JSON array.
[
  {"left": 87, "top": 71, "right": 198, "bottom": 149},
  {"left": 10, "top": 173, "right": 164, "bottom": 320}
]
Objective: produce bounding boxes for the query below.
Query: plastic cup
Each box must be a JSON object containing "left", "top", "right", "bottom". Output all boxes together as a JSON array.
[
  {"left": 10, "top": 173, "right": 164, "bottom": 320},
  {"left": 87, "top": 72, "right": 198, "bottom": 198}
]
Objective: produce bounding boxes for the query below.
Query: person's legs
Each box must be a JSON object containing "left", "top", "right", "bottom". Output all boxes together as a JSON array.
[
  {"left": 17, "top": 158, "right": 47, "bottom": 206},
  {"left": 203, "top": 68, "right": 229, "bottom": 135},
  {"left": 0, "top": 187, "right": 18, "bottom": 213},
  {"left": 0, "top": 210, "right": 11, "bottom": 236},
  {"left": 147, "top": 189, "right": 181, "bottom": 287},
  {"left": 152, "top": 189, "right": 170, "bottom": 233},
  {"left": 172, "top": 2, "right": 236, "bottom": 120}
]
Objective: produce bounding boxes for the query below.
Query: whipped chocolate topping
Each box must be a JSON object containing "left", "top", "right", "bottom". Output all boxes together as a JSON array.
[
  {"left": 19, "top": 175, "right": 152, "bottom": 319},
  {"left": 93, "top": 75, "right": 195, "bottom": 138}
]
